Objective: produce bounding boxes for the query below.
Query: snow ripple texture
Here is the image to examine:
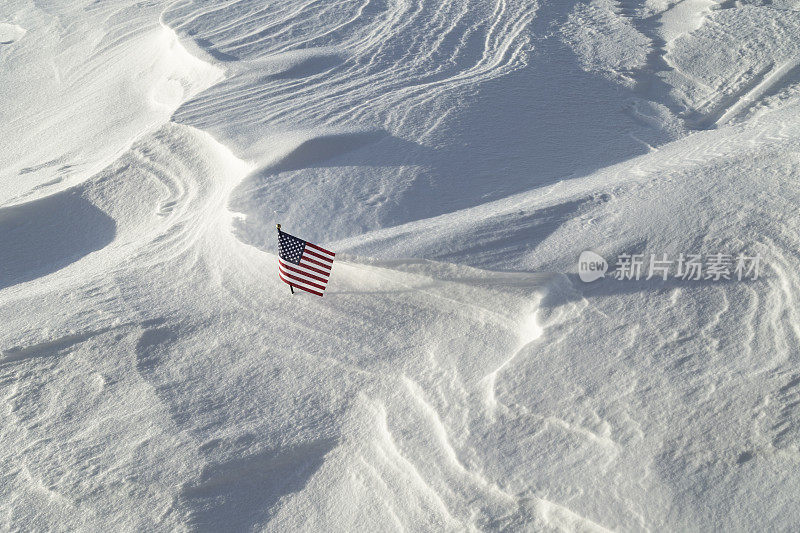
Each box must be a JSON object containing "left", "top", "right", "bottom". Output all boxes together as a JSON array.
[{"left": 3, "top": 0, "right": 800, "bottom": 531}]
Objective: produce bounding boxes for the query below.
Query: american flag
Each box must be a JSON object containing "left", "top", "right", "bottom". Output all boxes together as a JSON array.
[{"left": 277, "top": 228, "right": 335, "bottom": 296}]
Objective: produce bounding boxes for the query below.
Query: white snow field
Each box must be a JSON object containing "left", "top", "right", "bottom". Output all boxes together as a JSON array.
[{"left": 3, "top": 0, "right": 800, "bottom": 530}]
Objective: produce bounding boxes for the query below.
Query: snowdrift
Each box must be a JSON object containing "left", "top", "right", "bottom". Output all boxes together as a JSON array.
[{"left": 3, "top": 0, "right": 800, "bottom": 530}]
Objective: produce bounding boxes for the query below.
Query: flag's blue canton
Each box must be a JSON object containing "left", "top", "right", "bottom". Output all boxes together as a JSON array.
[{"left": 278, "top": 232, "right": 305, "bottom": 265}]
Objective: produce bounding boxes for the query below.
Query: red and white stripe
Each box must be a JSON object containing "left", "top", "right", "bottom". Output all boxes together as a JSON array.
[{"left": 278, "top": 242, "right": 335, "bottom": 297}]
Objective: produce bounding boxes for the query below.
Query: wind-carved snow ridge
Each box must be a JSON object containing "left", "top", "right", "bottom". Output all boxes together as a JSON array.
[
  {"left": 150, "top": 24, "right": 226, "bottom": 111},
  {"left": 0, "top": 15, "right": 225, "bottom": 206},
  {"left": 0, "top": 8, "right": 261, "bottom": 528},
  {"left": 163, "top": 0, "right": 539, "bottom": 243},
  {"left": 0, "top": 13, "right": 249, "bottom": 298},
  {"left": 481, "top": 301, "right": 544, "bottom": 419},
  {"left": 8, "top": 0, "right": 800, "bottom": 530},
  {"left": 2, "top": 7, "right": 571, "bottom": 530}
]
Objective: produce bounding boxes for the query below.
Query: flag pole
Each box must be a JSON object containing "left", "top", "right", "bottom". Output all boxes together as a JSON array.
[{"left": 277, "top": 223, "right": 294, "bottom": 294}]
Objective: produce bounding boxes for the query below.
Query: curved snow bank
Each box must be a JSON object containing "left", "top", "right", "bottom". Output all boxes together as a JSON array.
[
  {"left": 325, "top": 98, "right": 800, "bottom": 530},
  {"left": 166, "top": 0, "right": 548, "bottom": 240},
  {"left": 0, "top": 5, "right": 231, "bottom": 296},
  {"left": 0, "top": 20, "right": 223, "bottom": 205},
  {"left": 0, "top": 122, "right": 249, "bottom": 304},
  {"left": 0, "top": 23, "right": 25, "bottom": 44},
  {"left": 148, "top": 25, "right": 225, "bottom": 110},
  {"left": 8, "top": 0, "right": 800, "bottom": 530},
  {"left": 227, "top": 128, "right": 387, "bottom": 249},
  {"left": 334, "top": 100, "right": 799, "bottom": 269},
  {"left": 90, "top": 123, "right": 251, "bottom": 264},
  {"left": 2, "top": 177, "right": 565, "bottom": 529}
]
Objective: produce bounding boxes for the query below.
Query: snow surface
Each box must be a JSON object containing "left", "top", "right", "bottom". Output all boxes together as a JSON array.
[{"left": 2, "top": 0, "right": 800, "bottom": 530}]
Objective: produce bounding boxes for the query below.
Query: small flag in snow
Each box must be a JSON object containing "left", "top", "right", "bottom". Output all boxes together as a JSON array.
[{"left": 277, "top": 225, "right": 335, "bottom": 296}]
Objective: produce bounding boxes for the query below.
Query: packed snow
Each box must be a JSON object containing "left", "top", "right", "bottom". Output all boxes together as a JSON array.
[{"left": 2, "top": 0, "right": 800, "bottom": 530}]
